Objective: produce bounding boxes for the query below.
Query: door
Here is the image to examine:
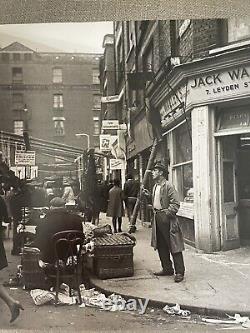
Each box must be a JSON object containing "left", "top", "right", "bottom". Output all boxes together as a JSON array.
[{"left": 218, "top": 135, "right": 240, "bottom": 250}]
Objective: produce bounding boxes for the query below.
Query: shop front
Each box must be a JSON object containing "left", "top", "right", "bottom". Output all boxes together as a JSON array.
[{"left": 148, "top": 47, "right": 250, "bottom": 252}]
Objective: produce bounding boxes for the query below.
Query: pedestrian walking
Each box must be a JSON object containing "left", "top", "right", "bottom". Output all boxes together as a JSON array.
[
  {"left": 106, "top": 179, "right": 124, "bottom": 233},
  {"left": 143, "top": 162, "right": 185, "bottom": 283},
  {"left": 123, "top": 173, "right": 140, "bottom": 221},
  {"left": 0, "top": 196, "right": 23, "bottom": 323}
]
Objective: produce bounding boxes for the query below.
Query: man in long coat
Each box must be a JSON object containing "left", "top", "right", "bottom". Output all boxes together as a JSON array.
[
  {"left": 143, "top": 162, "right": 185, "bottom": 283},
  {"left": 106, "top": 179, "right": 124, "bottom": 233}
]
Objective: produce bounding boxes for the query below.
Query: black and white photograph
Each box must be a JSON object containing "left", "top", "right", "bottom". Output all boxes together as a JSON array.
[{"left": 0, "top": 1, "right": 250, "bottom": 331}]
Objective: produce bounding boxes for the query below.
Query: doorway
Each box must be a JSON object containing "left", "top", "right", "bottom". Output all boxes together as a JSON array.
[
  {"left": 238, "top": 135, "right": 250, "bottom": 245},
  {"left": 217, "top": 135, "right": 240, "bottom": 250}
]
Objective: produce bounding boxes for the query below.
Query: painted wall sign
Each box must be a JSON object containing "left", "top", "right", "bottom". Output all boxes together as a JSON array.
[{"left": 161, "top": 64, "right": 250, "bottom": 128}]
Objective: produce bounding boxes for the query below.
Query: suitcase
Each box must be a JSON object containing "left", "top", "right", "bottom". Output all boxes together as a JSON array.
[{"left": 93, "top": 234, "right": 136, "bottom": 279}]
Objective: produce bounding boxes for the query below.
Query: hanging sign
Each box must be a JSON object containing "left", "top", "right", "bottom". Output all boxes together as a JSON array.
[
  {"left": 102, "top": 120, "right": 119, "bottom": 130},
  {"left": 110, "top": 158, "right": 124, "bottom": 170},
  {"left": 100, "top": 135, "right": 111, "bottom": 151},
  {"left": 101, "top": 95, "right": 120, "bottom": 104}
]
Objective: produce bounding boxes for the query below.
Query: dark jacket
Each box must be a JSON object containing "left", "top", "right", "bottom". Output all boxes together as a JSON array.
[
  {"left": 151, "top": 179, "right": 184, "bottom": 253},
  {"left": 123, "top": 179, "right": 140, "bottom": 205},
  {"left": 106, "top": 186, "right": 124, "bottom": 218},
  {"left": 35, "top": 208, "right": 84, "bottom": 263}
]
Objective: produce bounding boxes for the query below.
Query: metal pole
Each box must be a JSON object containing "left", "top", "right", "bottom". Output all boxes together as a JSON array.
[{"left": 129, "top": 138, "right": 158, "bottom": 233}]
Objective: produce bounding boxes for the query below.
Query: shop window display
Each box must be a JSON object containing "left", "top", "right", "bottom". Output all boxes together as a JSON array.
[{"left": 172, "top": 121, "right": 193, "bottom": 202}]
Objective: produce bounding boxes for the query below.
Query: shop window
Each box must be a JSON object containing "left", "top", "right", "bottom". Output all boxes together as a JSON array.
[
  {"left": 12, "top": 93, "right": 24, "bottom": 110},
  {"left": 53, "top": 94, "right": 63, "bottom": 109},
  {"left": 228, "top": 18, "right": 250, "bottom": 43},
  {"left": 13, "top": 120, "right": 24, "bottom": 135},
  {"left": 12, "top": 67, "right": 23, "bottom": 83},
  {"left": 172, "top": 121, "right": 193, "bottom": 201},
  {"left": 52, "top": 68, "right": 62, "bottom": 83},
  {"left": 93, "top": 117, "right": 100, "bottom": 135},
  {"left": 53, "top": 118, "right": 65, "bottom": 136}
]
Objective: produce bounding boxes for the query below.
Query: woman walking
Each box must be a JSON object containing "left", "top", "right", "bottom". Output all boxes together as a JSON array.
[
  {"left": 0, "top": 196, "right": 23, "bottom": 323},
  {"left": 106, "top": 179, "right": 124, "bottom": 233}
]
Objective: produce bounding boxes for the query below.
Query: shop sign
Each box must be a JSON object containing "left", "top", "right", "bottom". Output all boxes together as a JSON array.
[
  {"left": 110, "top": 158, "right": 124, "bottom": 170},
  {"left": 15, "top": 151, "right": 36, "bottom": 166},
  {"left": 100, "top": 135, "right": 111, "bottom": 151},
  {"left": 177, "top": 202, "right": 194, "bottom": 219},
  {"left": 161, "top": 64, "right": 250, "bottom": 128},
  {"left": 102, "top": 120, "right": 119, "bottom": 130},
  {"left": 101, "top": 95, "right": 120, "bottom": 104}
]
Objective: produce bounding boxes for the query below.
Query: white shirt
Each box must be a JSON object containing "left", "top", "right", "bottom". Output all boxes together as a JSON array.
[{"left": 153, "top": 184, "right": 162, "bottom": 210}]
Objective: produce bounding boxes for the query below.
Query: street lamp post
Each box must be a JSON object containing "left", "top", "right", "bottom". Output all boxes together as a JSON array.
[{"left": 75, "top": 133, "right": 90, "bottom": 150}]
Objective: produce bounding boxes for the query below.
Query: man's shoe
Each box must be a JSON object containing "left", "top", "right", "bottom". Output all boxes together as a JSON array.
[
  {"left": 153, "top": 270, "right": 174, "bottom": 276},
  {"left": 174, "top": 274, "right": 184, "bottom": 283}
]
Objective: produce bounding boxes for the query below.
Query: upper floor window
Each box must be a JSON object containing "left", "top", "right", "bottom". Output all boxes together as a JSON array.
[
  {"left": 92, "top": 69, "right": 100, "bottom": 84},
  {"left": 93, "top": 95, "right": 101, "bottom": 109},
  {"left": 52, "top": 68, "right": 62, "bottom": 83},
  {"left": 93, "top": 117, "right": 100, "bottom": 135},
  {"left": 12, "top": 67, "right": 23, "bottom": 83},
  {"left": 14, "top": 120, "right": 24, "bottom": 135},
  {"left": 53, "top": 94, "right": 63, "bottom": 108},
  {"left": 12, "top": 93, "right": 23, "bottom": 110},
  {"left": 53, "top": 117, "right": 65, "bottom": 136},
  {"left": 24, "top": 53, "right": 32, "bottom": 61},
  {"left": 228, "top": 18, "right": 250, "bottom": 43},
  {"left": 2, "top": 53, "right": 9, "bottom": 62},
  {"left": 13, "top": 53, "right": 21, "bottom": 61}
]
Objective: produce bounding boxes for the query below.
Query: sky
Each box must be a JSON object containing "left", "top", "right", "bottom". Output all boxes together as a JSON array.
[{"left": 0, "top": 22, "right": 113, "bottom": 53}]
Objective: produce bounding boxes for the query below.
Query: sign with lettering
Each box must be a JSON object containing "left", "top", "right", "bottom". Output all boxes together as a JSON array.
[
  {"left": 101, "top": 95, "right": 120, "bottom": 104},
  {"left": 110, "top": 158, "right": 124, "bottom": 170},
  {"left": 219, "top": 108, "right": 250, "bottom": 130},
  {"left": 15, "top": 151, "right": 36, "bottom": 166},
  {"left": 102, "top": 120, "right": 119, "bottom": 130},
  {"left": 161, "top": 64, "right": 250, "bottom": 128}
]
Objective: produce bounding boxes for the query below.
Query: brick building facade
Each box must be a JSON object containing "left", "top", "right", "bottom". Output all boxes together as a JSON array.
[
  {"left": 0, "top": 42, "right": 101, "bottom": 172},
  {"left": 104, "top": 18, "right": 250, "bottom": 252}
]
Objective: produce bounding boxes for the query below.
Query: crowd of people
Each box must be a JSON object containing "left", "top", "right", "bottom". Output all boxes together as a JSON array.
[{"left": 0, "top": 156, "right": 186, "bottom": 324}]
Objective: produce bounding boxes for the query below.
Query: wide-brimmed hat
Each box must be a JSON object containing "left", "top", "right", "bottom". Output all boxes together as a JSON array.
[
  {"left": 50, "top": 197, "right": 65, "bottom": 207},
  {"left": 152, "top": 162, "right": 167, "bottom": 173}
]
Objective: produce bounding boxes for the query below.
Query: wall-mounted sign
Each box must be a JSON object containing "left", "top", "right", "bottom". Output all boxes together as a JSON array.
[
  {"left": 101, "top": 95, "right": 120, "bottom": 104},
  {"left": 110, "top": 158, "right": 124, "bottom": 170},
  {"left": 161, "top": 64, "right": 250, "bottom": 129},
  {"left": 102, "top": 120, "right": 119, "bottom": 130},
  {"left": 15, "top": 151, "right": 36, "bottom": 166},
  {"left": 100, "top": 135, "right": 111, "bottom": 151}
]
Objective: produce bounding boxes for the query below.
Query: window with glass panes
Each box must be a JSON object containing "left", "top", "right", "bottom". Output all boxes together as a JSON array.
[
  {"left": 14, "top": 120, "right": 24, "bottom": 135},
  {"left": 92, "top": 69, "right": 100, "bottom": 84},
  {"left": 53, "top": 94, "right": 63, "bottom": 108},
  {"left": 172, "top": 120, "right": 193, "bottom": 201},
  {"left": 12, "top": 93, "right": 23, "bottom": 110},
  {"left": 54, "top": 119, "right": 65, "bottom": 136},
  {"left": 12, "top": 67, "right": 23, "bottom": 83},
  {"left": 93, "top": 117, "right": 100, "bottom": 135},
  {"left": 52, "top": 68, "right": 62, "bottom": 83}
]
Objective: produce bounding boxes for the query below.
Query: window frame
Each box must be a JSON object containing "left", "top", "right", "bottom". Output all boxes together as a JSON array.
[
  {"left": 13, "top": 120, "right": 24, "bottom": 135},
  {"left": 52, "top": 67, "right": 63, "bottom": 84},
  {"left": 12, "top": 67, "right": 23, "bottom": 83}
]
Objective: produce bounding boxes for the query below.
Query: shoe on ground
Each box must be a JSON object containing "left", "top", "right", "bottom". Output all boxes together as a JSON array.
[
  {"left": 174, "top": 274, "right": 184, "bottom": 283},
  {"left": 153, "top": 270, "right": 174, "bottom": 276}
]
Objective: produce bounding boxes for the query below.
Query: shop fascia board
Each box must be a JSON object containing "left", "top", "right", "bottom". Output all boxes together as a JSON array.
[{"left": 147, "top": 46, "right": 250, "bottom": 109}]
